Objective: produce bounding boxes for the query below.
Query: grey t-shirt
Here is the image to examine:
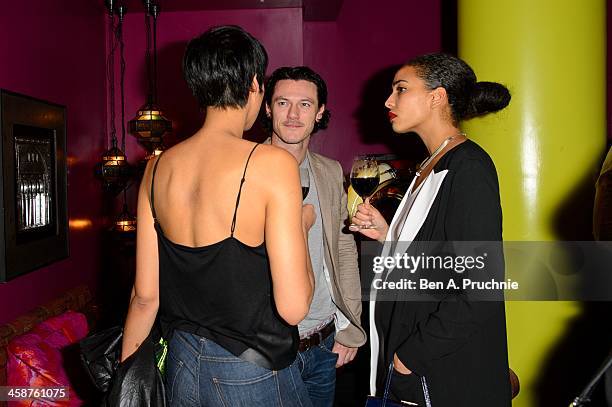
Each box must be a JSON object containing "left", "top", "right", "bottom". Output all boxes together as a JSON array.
[{"left": 298, "top": 156, "right": 337, "bottom": 336}]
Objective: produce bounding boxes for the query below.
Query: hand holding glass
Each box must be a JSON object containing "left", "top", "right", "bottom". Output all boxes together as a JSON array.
[{"left": 350, "top": 157, "right": 379, "bottom": 229}]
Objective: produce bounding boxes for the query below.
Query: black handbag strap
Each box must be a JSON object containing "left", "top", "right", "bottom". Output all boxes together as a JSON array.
[
  {"left": 421, "top": 376, "right": 432, "bottom": 407},
  {"left": 382, "top": 362, "right": 394, "bottom": 406},
  {"left": 382, "top": 361, "right": 432, "bottom": 407}
]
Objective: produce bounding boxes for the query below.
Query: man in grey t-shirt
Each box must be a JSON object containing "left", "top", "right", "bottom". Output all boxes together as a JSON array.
[{"left": 263, "top": 67, "right": 366, "bottom": 406}]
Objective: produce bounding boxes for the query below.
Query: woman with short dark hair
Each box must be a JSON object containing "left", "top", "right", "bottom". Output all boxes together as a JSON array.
[
  {"left": 121, "top": 25, "right": 314, "bottom": 406},
  {"left": 352, "top": 53, "right": 512, "bottom": 406}
]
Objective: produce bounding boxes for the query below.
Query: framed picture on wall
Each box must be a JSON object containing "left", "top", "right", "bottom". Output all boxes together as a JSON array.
[{"left": 0, "top": 90, "right": 69, "bottom": 282}]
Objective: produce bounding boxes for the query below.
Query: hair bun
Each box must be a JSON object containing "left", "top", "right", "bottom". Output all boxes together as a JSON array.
[{"left": 465, "top": 81, "right": 511, "bottom": 120}]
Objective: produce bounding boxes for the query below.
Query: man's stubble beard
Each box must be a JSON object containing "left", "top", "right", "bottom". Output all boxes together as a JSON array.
[{"left": 272, "top": 128, "right": 312, "bottom": 146}]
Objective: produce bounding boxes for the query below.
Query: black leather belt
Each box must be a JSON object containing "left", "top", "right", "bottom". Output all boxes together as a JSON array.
[{"left": 298, "top": 320, "right": 335, "bottom": 352}]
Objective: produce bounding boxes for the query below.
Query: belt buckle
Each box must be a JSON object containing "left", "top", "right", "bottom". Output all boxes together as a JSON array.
[
  {"left": 300, "top": 320, "right": 333, "bottom": 352},
  {"left": 314, "top": 330, "right": 323, "bottom": 345},
  {"left": 300, "top": 329, "right": 322, "bottom": 352}
]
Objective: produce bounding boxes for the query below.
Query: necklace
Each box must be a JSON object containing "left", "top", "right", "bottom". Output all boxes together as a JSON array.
[{"left": 415, "top": 132, "right": 466, "bottom": 177}]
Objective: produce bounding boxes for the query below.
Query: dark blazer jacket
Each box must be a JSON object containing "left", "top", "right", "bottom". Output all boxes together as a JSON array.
[{"left": 373, "top": 140, "right": 511, "bottom": 406}]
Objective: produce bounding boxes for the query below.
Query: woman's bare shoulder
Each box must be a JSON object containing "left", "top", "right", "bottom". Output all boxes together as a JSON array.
[
  {"left": 252, "top": 144, "right": 298, "bottom": 171},
  {"left": 249, "top": 144, "right": 299, "bottom": 188},
  {"left": 256, "top": 143, "right": 296, "bottom": 161}
]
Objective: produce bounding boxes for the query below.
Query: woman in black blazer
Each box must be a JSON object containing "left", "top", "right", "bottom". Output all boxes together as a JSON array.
[{"left": 351, "top": 53, "right": 512, "bottom": 406}]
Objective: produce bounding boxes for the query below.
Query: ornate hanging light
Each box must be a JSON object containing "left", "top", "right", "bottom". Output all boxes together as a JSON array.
[
  {"left": 98, "top": 2, "right": 131, "bottom": 195},
  {"left": 129, "top": 2, "right": 171, "bottom": 152},
  {"left": 114, "top": 189, "right": 137, "bottom": 233},
  {"left": 100, "top": 142, "right": 129, "bottom": 194}
]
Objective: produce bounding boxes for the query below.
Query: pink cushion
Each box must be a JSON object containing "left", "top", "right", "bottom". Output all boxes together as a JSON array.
[
  {"left": 7, "top": 311, "right": 88, "bottom": 406},
  {"left": 32, "top": 310, "right": 88, "bottom": 349}
]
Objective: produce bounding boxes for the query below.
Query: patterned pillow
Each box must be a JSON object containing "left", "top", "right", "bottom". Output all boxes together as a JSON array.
[
  {"left": 32, "top": 311, "right": 88, "bottom": 349},
  {"left": 6, "top": 311, "right": 88, "bottom": 406}
]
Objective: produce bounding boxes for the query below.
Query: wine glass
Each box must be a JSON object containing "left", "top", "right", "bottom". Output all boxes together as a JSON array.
[
  {"left": 300, "top": 168, "right": 310, "bottom": 200},
  {"left": 350, "top": 156, "right": 380, "bottom": 229}
]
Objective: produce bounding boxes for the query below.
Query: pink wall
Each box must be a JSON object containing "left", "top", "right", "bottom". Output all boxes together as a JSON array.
[
  {"left": 305, "top": 0, "right": 442, "bottom": 170},
  {"left": 112, "top": 7, "right": 305, "bottom": 212},
  {"left": 0, "top": 2, "right": 106, "bottom": 325},
  {"left": 119, "top": 2, "right": 441, "bottom": 172},
  {"left": 114, "top": 2, "right": 441, "bottom": 220},
  {"left": 120, "top": 7, "right": 304, "bottom": 163}
]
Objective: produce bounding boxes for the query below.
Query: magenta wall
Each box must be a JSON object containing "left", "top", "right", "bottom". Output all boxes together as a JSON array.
[
  {"left": 120, "top": 7, "right": 304, "bottom": 163},
  {"left": 305, "top": 0, "right": 442, "bottom": 170},
  {"left": 0, "top": 2, "right": 106, "bottom": 324},
  {"left": 112, "top": 2, "right": 442, "bottom": 220},
  {"left": 112, "top": 7, "right": 305, "bottom": 212},
  {"left": 119, "top": 2, "right": 441, "bottom": 172}
]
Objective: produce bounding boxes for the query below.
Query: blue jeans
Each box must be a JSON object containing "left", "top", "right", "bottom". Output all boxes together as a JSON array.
[
  {"left": 166, "top": 330, "right": 313, "bottom": 407},
  {"left": 296, "top": 332, "right": 338, "bottom": 407}
]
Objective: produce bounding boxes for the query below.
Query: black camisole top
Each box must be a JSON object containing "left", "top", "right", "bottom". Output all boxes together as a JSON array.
[{"left": 152, "top": 144, "right": 299, "bottom": 370}]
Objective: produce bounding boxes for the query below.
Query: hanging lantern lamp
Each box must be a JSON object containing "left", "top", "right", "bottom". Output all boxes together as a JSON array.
[
  {"left": 129, "top": 2, "right": 171, "bottom": 152},
  {"left": 98, "top": 2, "right": 131, "bottom": 194},
  {"left": 114, "top": 190, "right": 137, "bottom": 233}
]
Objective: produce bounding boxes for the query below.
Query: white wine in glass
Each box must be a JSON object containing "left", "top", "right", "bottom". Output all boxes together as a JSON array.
[{"left": 350, "top": 156, "right": 379, "bottom": 229}]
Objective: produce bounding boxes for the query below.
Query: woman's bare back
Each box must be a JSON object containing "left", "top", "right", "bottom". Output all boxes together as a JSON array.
[{"left": 150, "top": 132, "right": 273, "bottom": 248}]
